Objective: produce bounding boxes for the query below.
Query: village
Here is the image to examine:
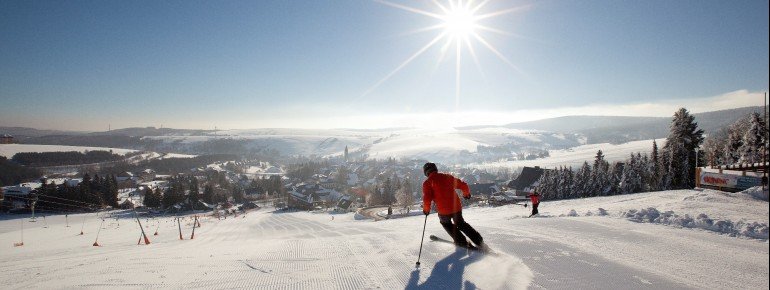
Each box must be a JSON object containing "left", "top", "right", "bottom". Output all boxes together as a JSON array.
[{"left": 0, "top": 142, "right": 546, "bottom": 219}]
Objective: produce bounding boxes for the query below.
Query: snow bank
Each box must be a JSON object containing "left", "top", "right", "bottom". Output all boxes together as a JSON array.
[
  {"left": 622, "top": 207, "right": 769, "bottom": 240},
  {"left": 740, "top": 186, "right": 769, "bottom": 201}
]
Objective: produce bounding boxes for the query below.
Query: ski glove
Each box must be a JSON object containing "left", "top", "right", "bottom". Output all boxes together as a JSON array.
[
  {"left": 463, "top": 195, "right": 471, "bottom": 200},
  {"left": 423, "top": 210, "right": 430, "bottom": 216}
]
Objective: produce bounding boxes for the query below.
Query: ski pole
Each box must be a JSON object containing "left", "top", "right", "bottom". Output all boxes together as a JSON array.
[{"left": 416, "top": 214, "right": 428, "bottom": 267}]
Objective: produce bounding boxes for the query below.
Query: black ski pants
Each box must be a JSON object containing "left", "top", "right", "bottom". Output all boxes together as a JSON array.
[
  {"left": 531, "top": 202, "right": 539, "bottom": 216},
  {"left": 438, "top": 211, "right": 483, "bottom": 247}
]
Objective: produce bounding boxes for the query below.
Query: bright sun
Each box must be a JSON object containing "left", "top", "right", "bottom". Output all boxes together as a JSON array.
[
  {"left": 442, "top": 5, "right": 477, "bottom": 39},
  {"left": 365, "top": 0, "right": 529, "bottom": 110}
]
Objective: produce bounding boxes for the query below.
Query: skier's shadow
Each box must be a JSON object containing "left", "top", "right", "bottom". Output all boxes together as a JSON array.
[{"left": 405, "top": 249, "right": 481, "bottom": 290}]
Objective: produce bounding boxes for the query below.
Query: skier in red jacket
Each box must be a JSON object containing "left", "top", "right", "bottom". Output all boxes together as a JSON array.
[
  {"left": 527, "top": 191, "right": 540, "bottom": 217},
  {"left": 422, "top": 162, "right": 485, "bottom": 249}
]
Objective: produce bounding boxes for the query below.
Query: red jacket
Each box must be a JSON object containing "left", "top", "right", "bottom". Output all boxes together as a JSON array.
[
  {"left": 528, "top": 193, "right": 540, "bottom": 204},
  {"left": 422, "top": 172, "right": 470, "bottom": 215}
]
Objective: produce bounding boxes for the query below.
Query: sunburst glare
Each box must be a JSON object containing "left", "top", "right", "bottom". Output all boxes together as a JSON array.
[
  {"left": 365, "top": 0, "right": 529, "bottom": 111},
  {"left": 442, "top": 2, "right": 477, "bottom": 39}
]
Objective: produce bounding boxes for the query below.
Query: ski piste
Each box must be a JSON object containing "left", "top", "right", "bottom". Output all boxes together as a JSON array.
[{"left": 428, "top": 235, "right": 497, "bottom": 255}]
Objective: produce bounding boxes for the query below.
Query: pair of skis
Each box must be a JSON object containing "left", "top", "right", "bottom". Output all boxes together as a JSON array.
[
  {"left": 428, "top": 235, "right": 496, "bottom": 255},
  {"left": 415, "top": 215, "right": 495, "bottom": 267}
]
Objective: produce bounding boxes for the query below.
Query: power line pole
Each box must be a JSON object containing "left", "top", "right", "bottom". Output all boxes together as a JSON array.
[{"left": 762, "top": 92, "right": 770, "bottom": 190}]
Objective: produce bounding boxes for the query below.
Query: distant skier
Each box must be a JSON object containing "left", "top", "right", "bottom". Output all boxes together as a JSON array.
[
  {"left": 527, "top": 191, "right": 540, "bottom": 217},
  {"left": 422, "top": 162, "right": 486, "bottom": 250}
]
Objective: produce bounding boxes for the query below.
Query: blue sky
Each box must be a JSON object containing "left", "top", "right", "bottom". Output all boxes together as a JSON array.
[{"left": 1, "top": 0, "right": 768, "bottom": 131}]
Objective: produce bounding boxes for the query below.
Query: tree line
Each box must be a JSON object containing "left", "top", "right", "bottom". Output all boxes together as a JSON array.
[
  {"left": 535, "top": 108, "right": 706, "bottom": 200},
  {"left": 100, "top": 154, "right": 239, "bottom": 175},
  {"left": 0, "top": 156, "right": 41, "bottom": 187},
  {"left": 32, "top": 174, "right": 120, "bottom": 211},
  {"left": 143, "top": 170, "right": 284, "bottom": 210},
  {"left": 702, "top": 111, "right": 768, "bottom": 167},
  {"left": 12, "top": 150, "right": 124, "bottom": 167}
]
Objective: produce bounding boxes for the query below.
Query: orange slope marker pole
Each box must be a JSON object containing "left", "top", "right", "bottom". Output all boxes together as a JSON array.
[
  {"left": 93, "top": 218, "right": 105, "bottom": 247},
  {"left": 79, "top": 213, "right": 87, "bottom": 235},
  {"left": 14, "top": 218, "right": 24, "bottom": 247},
  {"left": 190, "top": 216, "right": 200, "bottom": 239},
  {"left": 134, "top": 212, "right": 151, "bottom": 245},
  {"left": 177, "top": 217, "right": 184, "bottom": 240}
]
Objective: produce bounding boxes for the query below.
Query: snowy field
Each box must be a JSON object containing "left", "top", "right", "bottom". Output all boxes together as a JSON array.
[
  {"left": 0, "top": 188, "right": 767, "bottom": 289},
  {"left": 142, "top": 128, "right": 655, "bottom": 167},
  {"left": 0, "top": 144, "right": 137, "bottom": 158},
  {"left": 473, "top": 139, "right": 665, "bottom": 170},
  {"left": 144, "top": 127, "right": 581, "bottom": 163}
]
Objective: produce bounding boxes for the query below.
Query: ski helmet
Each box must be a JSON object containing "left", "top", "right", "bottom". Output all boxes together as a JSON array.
[{"left": 423, "top": 162, "right": 437, "bottom": 177}]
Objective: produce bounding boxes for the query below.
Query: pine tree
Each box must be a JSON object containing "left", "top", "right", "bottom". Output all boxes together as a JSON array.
[
  {"left": 162, "top": 177, "right": 186, "bottom": 209},
  {"left": 723, "top": 117, "right": 749, "bottom": 165},
  {"left": 658, "top": 153, "right": 672, "bottom": 190},
  {"left": 558, "top": 167, "right": 566, "bottom": 199},
  {"left": 102, "top": 174, "right": 119, "bottom": 207},
  {"left": 144, "top": 187, "right": 161, "bottom": 208},
  {"left": 576, "top": 162, "right": 591, "bottom": 198},
  {"left": 639, "top": 153, "right": 651, "bottom": 192},
  {"left": 739, "top": 112, "right": 767, "bottom": 165},
  {"left": 203, "top": 184, "right": 214, "bottom": 204},
  {"left": 92, "top": 174, "right": 102, "bottom": 195},
  {"left": 607, "top": 162, "right": 621, "bottom": 195},
  {"left": 591, "top": 151, "right": 610, "bottom": 196},
  {"left": 548, "top": 168, "right": 559, "bottom": 199},
  {"left": 232, "top": 186, "right": 244, "bottom": 203},
  {"left": 620, "top": 153, "right": 642, "bottom": 194},
  {"left": 189, "top": 176, "right": 200, "bottom": 209},
  {"left": 79, "top": 173, "right": 103, "bottom": 208},
  {"left": 702, "top": 137, "right": 725, "bottom": 167},
  {"left": 663, "top": 108, "right": 704, "bottom": 189},
  {"left": 564, "top": 166, "right": 577, "bottom": 198},
  {"left": 535, "top": 170, "right": 551, "bottom": 199},
  {"left": 649, "top": 140, "right": 661, "bottom": 191}
]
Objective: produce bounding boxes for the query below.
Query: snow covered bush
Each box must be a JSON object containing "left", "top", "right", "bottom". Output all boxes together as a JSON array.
[
  {"left": 741, "top": 186, "right": 769, "bottom": 201},
  {"left": 596, "top": 208, "right": 609, "bottom": 216},
  {"left": 623, "top": 207, "right": 660, "bottom": 222},
  {"left": 622, "top": 207, "right": 768, "bottom": 240}
]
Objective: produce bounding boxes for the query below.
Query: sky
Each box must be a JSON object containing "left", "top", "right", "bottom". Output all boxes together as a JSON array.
[{"left": 0, "top": 0, "right": 768, "bottom": 131}]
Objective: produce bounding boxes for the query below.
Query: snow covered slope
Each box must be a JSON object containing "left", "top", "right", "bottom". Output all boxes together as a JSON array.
[
  {"left": 145, "top": 127, "right": 582, "bottom": 164},
  {"left": 0, "top": 188, "right": 767, "bottom": 289},
  {"left": 473, "top": 138, "right": 665, "bottom": 169}
]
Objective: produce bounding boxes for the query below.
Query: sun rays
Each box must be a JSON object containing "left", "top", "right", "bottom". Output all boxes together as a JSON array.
[{"left": 363, "top": 0, "right": 529, "bottom": 110}]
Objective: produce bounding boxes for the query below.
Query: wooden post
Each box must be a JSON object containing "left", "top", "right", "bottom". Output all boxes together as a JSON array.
[{"left": 695, "top": 167, "right": 701, "bottom": 188}]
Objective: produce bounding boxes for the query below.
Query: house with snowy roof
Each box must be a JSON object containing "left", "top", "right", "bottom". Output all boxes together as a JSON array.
[
  {"left": 469, "top": 183, "right": 499, "bottom": 198},
  {"left": 0, "top": 182, "right": 41, "bottom": 211},
  {"left": 0, "top": 134, "right": 13, "bottom": 144},
  {"left": 506, "top": 166, "right": 544, "bottom": 196},
  {"left": 287, "top": 183, "right": 341, "bottom": 210}
]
